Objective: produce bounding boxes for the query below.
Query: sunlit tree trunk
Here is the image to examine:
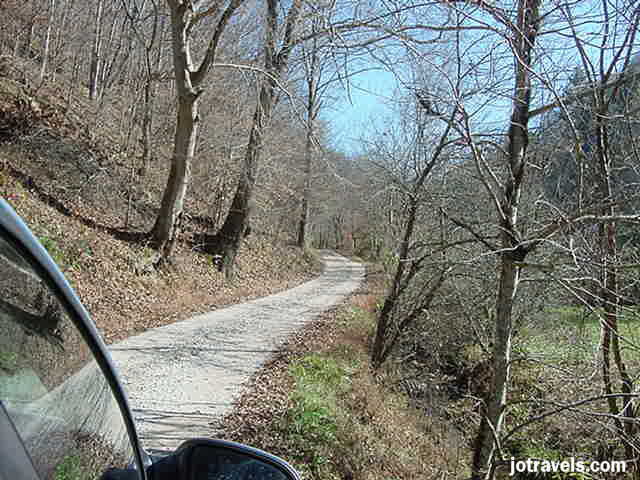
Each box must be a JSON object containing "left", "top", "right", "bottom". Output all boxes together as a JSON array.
[
  {"left": 39, "top": 0, "right": 56, "bottom": 83},
  {"left": 150, "top": 0, "right": 246, "bottom": 264},
  {"left": 151, "top": 0, "right": 197, "bottom": 259},
  {"left": 470, "top": 1, "right": 541, "bottom": 478},
  {"left": 88, "top": 0, "right": 104, "bottom": 100}
]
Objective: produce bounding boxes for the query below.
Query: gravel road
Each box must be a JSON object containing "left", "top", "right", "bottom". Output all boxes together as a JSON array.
[{"left": 109, "top": 251, "right": 363, "bottom": 453}]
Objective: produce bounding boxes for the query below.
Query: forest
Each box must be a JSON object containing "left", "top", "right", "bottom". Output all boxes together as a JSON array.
[{"left": 2, "top": 0, "right": 640, "bottom": 479}]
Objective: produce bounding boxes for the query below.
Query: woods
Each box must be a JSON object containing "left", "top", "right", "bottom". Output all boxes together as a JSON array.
[{"left": 2, "top": 0, "right": 640, "bottom": 478}]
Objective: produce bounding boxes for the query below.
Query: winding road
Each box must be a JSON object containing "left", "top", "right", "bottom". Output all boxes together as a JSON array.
[{"left": 109, "top": 251, "right": 363, "bottom": 453}]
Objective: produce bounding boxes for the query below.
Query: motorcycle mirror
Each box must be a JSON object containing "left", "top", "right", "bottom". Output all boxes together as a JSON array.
[{"left": 147, "top": 438, "right": 301, "bottom": 480}]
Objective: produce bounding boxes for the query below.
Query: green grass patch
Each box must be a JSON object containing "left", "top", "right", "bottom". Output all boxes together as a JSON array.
[
  {"left": 0, "top": 350, "right": 18, "bottom": 373},
  {"left": 37, "top": 233, "right": 93, "bottom": 272},
  {"left": 520, "top": 305, "right": 640, "bottom": 364},
  {"left": 54, "top": 455, "right": 87, "bottom": 480},
  {"left": 278, "top": 301, "right": 469, "bottom": 479},
  {"left": 286, "top": 354, "right": 346, "bottom": 474},
  {"left": 510, "top": 304, "right": 640, "bottom": 466},
  {"left": 344, "top": 305, "right": 376, "bottom": 332}
]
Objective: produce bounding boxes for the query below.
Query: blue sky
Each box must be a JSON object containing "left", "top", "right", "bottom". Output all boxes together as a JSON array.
[{"left": 325, "top": 69, "right": 398, "bottom": 156}]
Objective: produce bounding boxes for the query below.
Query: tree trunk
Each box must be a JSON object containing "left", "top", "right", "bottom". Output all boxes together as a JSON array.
[
  {"left": 140, "top": 78, "right": 154, "bottom": 179},
  {"left": 89, "top": 0, "right": 104, "bottom": 100},
  {"left": 371, "top": 200, "right": 417, "bottom": 368},
  {"left": 208, "top": 79, "right": 275, "bottom": 276},
  {"left": 297, "top": 113, "right": 313, "bottom": 247},
  {"left": 39, "top": 0, "right": 56, "bottom": 84},
  {"left": 472, "top": 249, "right": 522, "bottom": 480},
  {"left": 97, "top": 11, "right": 119, "bottom": 102},
  {"left": 150, "top": 1, "right": 199, "bottom": 263},
  {"left": 470, "top": 2, "right": 540, "bottom": 478},
  {"left": 151, "top": 94, "right": 198, "bottom": 261},
  {"left": 297, "top": 28, "right": 321, "bottom": 248},
  {"left": 210, "top": 0, "right": 302, "bottom": 276}
]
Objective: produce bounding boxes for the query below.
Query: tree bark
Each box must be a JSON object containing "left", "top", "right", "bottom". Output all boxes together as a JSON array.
[
  {"left": 151, "top": 93, "right": 198, "bottom": 260},
  {"left": 371, "top": 199, "right": 417, "bottom": 369},
  {"left": 150, "top": 0, "right": 245, "bottom": 264},
  {"left": 208, "top": 80, "right": 274, "bottom": 275},
  {"left": 89, "top": 0, "right": 104, "bottom": 100},
  {"left": 297, "top": 107, "right": 313, "bottom": 248},
  {"left": 472, "top": 250, "right": 521, "bottom": 480},
  {"left": 470, "top": 1, "right": 540, "bottom": 478},
  {"left": 150, "top": 0, "right": 198, "bottom": 261},
  {"left": 210, "top": 0, "right": 302, "bottom": 276}
]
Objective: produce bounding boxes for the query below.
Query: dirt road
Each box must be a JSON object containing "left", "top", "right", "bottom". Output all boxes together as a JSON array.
[{"left": 109, "top": 251, "right": 363, "bottom": 452}]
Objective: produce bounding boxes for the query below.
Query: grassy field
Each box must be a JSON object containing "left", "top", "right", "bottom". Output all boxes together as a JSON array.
[
  {"left": 500, "top": 304, "right": 640, "bottom": 477},
  {"left": 521, "top": 305, "right": 640, "bottom": 364}
]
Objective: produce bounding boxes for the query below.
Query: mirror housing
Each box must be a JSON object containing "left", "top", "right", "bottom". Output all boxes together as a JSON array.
[{"left": 146, "top": 438, "right": 301, "bottom": 480}]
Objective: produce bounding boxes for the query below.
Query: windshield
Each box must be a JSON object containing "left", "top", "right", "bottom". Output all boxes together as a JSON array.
[{"left": 0, "top": 233, "right": 140, "bottom": 480}]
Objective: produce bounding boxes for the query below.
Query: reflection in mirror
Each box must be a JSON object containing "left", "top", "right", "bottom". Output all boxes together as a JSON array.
[
  {"left": 188, "top": 445, "right": 291, "bottom": 480},
  {"left": 0, "top": 234, "right": 140, "bottom": 480}
]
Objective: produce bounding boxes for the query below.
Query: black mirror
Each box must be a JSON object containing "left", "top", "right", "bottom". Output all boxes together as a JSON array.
[{"left": 145, "top": 439, "right": 301, "bottom": 480}]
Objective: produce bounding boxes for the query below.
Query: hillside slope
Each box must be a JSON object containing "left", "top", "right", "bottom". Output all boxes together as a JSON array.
[{"left": 0, "top": 61, "right": 320, "bottom": 344}]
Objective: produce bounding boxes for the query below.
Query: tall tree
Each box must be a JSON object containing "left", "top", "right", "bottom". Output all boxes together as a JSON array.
[
  {"left": 88, "top": 0, "right": 104, "bottom": 100},
  {"left": 436, "top": 1, "right": 640, "bottom": 476},
  {"left": 431, "top": 1, "right": 543, "bottom": 477},
  {"left": 297, "top": 24, "right": 321, "bottom": 248},
  {"left": 209, "top": 0, "right": 303, "bottom": 275},
  {"left": 150, "top": 0, "right": 247, "bottom": 265},
  {"left": 295, "top": 4, "right": 344, "bottom": 248}
]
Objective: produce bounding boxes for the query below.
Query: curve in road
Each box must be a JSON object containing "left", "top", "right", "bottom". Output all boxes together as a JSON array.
[{"left": 109, "top": 251, "right": 364, "bottom": 452}]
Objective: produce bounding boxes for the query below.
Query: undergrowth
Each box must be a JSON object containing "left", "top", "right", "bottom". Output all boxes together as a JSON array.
[
  {"left": 54, "top": 455, "right": 86, "bottom": 480},
  {"left": 278, "top": 281, "right": 470, "bottom": 480}
]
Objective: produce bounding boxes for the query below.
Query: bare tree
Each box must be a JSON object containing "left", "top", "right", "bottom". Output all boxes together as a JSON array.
[
  {"left": 413, "top": 1, "right": 544, "bottom": 477},
  {"left": 469, "top": 2, "right": 542, "bottom": 475},
  {"left": 88, "top": 0, "right": 104, "bottom": 100},
  {"left": 295, "top": 5, "right": 345, "bottom": 248},
  {"left": 150, "top": 0, "right": 247, "bottom": 265},
  {"left": 537, "top": 1, "right": 640, "bottom": 463},
  {"left": 39, "top": 0, "right": 56, "bottom": 84},
  {"left": 431, "top": 1, "right": 640, "bottom": 476},
  {"left": 208, "top": 0, "right": 303, "bottom": 276},
  {"left": 296, "top": 22, "right": 321, "bottom": 248},
  {"left": 370, "top": 86, "right": 457, "bottom": 368}
]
